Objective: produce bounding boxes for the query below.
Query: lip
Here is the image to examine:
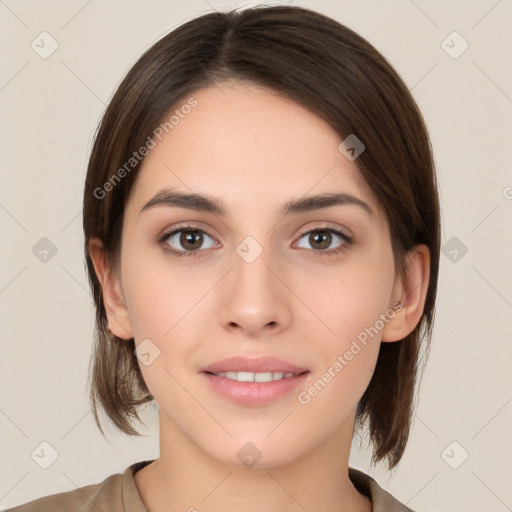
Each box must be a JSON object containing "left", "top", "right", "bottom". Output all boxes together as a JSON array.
[
  {"left": 199, "top": 355, "right": 310, "bottom": 407},
  {"left": 199, "top": 355, "right": 308, "bottom": 374},
  {"left": 201, "top": 371, "right": 309, "bottom": 407}
]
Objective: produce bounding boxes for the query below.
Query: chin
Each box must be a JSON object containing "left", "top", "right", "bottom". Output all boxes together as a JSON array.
[{"left": 197, "top": 433, "right": 306, "bottom": 471}]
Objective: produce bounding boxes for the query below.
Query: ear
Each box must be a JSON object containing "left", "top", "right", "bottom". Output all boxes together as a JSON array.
[
  {"left": 381, "top": 244, "right": 430, "bottom": 343},
  {"left": 88, "top": 238, "right": 134, "bottom": 340}
]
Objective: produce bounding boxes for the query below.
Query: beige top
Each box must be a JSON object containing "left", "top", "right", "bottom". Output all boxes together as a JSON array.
[{"left": 6, "top": 460, "right": 414, "bottom": 512}]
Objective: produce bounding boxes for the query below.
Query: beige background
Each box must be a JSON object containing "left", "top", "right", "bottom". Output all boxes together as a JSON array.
[{"left": 1, "top": 1, "right": 511, "bottom": 510}]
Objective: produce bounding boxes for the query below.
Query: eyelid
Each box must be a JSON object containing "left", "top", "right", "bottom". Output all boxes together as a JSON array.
[
  {"left": 157, "top": 221, "right": 217, "bottom": 239},
  {"left": 158, "top": 221, "right": 351, "bottom": 240},
  {"left": 296, "top": 222, "right": 352, "bottom": 240}
]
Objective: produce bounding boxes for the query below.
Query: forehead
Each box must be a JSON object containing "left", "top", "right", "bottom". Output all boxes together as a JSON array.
[{"left": 126, "top": 81, "right": 383, "bottom": 222}]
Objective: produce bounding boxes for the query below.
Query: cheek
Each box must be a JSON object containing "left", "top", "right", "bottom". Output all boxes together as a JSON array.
[
  {"left": 291, "top": 253, "right": 394, "bottom": 414},
  {"left": 293, "top": 277, "right": 387, "bottom": 434},
  {"left": 121, "top": 243, "right": 210, "bottom": 339},
  {"left": 121, "top": 248, "right": 216, "bottom": 393},
  {"left": 299, "top": 254, "right": 395, "bottom": 349}
]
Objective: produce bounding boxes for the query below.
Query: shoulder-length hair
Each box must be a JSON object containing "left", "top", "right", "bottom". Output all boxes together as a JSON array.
[{"left": 83, "top": 5, "right": 440, "bottom": 469}]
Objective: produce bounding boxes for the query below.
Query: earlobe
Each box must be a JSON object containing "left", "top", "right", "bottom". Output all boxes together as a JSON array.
[
  {"left": 88, "top": 238, "right": 134, "bottom": 340},
  {"left": 381, "top": 244, "right": 430, "bottom": 343}
]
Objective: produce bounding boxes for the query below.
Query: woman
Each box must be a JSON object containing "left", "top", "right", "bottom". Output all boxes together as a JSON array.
[{"left": 8, "top": 5, "right": 440, "bottom": 511}]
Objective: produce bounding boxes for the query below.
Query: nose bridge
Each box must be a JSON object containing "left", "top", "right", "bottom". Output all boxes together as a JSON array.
[
  {"left": 233, "top": 234, "right": 276, "bottom": 300},
  {"left": 218, "top": 233, "right": 291, "bottom": 334}
]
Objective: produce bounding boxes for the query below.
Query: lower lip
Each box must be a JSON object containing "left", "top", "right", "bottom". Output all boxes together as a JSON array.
[{"left": 201, "top": 371, "right": 309, "bottom": 406}]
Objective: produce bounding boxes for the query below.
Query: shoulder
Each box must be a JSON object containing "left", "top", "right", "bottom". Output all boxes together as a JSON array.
[
  {"left": 349, "top": 467, "right": 415, "bottom": 512},
  {"left": 5, "top": 471, "right": 124, "bottom": 512}
]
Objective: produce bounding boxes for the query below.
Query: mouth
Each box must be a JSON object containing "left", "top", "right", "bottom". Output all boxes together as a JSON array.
[
  {"left": 204, "top": 370, "right": 308, "bottom": 382},
  {"left": 199, "top": 355, "right": 310, "bottom": 406},
  {"left": 201, "top": 360, "right": 310, "bottom": 406}
]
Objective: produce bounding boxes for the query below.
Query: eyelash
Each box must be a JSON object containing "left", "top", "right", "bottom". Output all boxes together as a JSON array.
[{"left": 157, "top": 223, "right": 353, "bottom": 259}]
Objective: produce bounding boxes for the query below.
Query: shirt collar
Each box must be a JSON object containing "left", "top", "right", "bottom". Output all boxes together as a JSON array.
[{"left": 86, "top": 460, "right": 415, "bottom": 512}]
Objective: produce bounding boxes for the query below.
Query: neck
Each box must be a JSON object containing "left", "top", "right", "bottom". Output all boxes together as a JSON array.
[{"left": 134, "top": 411, "right": 372, "bottom": 512}]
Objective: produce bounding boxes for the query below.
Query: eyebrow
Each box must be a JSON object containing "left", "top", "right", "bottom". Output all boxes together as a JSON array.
[{"left": 139, "top": 188, "right": 374, "bottom": 217}]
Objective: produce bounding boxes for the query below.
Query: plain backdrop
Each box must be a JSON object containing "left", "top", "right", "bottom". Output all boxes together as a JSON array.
[{"left": 1, "top": 1, "right": 511, "bottom": 510}]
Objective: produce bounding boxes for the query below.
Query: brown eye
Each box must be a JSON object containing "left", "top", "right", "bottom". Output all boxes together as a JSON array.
[
  {"left": 308, "top": 231, "right": 332, "bottom": 250},
  {"left": 179, "top": 230, "right": 204, "bottom": 251},
  {"left": 296, "top": 228, "right": 349, "bottom": 253},
  {"left": 160, "top": 227, "right": 218, "bottom": 256}
]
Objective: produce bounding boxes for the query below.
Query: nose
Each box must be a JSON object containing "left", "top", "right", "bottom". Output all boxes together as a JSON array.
[{"left": 218, "top": 241, "right": 292, "bottom": 338}]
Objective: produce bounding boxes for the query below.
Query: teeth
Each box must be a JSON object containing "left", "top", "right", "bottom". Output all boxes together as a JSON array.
[{"left": 213, "top": 371, "right": 300, "bottom": 382}]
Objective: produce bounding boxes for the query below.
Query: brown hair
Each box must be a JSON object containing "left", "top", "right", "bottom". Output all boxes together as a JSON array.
[{"left": 83, "top": 5, "right": 440, "bottom": 469}]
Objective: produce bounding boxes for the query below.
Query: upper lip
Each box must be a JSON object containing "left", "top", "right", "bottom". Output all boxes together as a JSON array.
[{"left": 200, "top": 356, "right": 309, "bottom": 374}]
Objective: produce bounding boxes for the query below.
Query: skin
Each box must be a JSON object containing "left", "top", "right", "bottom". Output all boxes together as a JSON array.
[{"left": 89, "top": 80, "right": 430, "bottom": 512}]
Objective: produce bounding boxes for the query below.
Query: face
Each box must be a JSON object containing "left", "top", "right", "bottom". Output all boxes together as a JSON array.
[{"left": 102, "top": 80, "right": 406, "bottom": 468}]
